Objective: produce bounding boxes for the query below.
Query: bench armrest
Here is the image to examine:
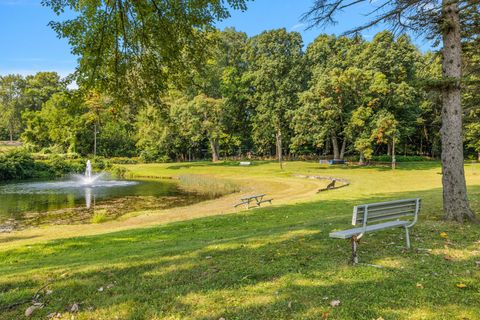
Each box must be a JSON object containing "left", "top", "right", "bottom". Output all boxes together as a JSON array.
[{"left": 406, "top": 198, "right": 421, "bottom": 228}]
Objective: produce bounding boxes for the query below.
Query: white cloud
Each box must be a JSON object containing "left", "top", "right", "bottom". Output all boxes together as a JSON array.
[{"left": 290, "top": 23, "right": 306, "bottom": 31}]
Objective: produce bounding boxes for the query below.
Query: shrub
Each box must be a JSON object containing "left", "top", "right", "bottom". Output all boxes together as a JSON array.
[
  {"left": 0, "top": 150, "right": 37, "bottom": 180},
  {"left": 91, "top": 210, "right": 109, "bottom": 223}
]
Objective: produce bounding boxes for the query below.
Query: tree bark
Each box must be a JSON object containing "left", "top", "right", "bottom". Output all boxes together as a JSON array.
[
  {"left": 441, "top": 0, "right": 476, "bottom": 222},
  {"left": 93, "top": 122, "right": 97, "bottom": 157},
  {"left": 209, "top": 138, "right": 220, "bottom": 162},
  {"left": 276, "top": 130, "right": 283, "bottom": 169},
  {"left": 339, "top": 139, "right": 346, "bottom": 160},
  {"left": 392, "top": 139, "right": 396, "bottom": 170},
  {"left": 331, "top": 134, "right": 340, "bottom": 160},
  {"left": 359, "top": 151, "right": 364, "bottom": 165},
  {"left": 9, "top": 127, "right": 13, "bottom": 142}
]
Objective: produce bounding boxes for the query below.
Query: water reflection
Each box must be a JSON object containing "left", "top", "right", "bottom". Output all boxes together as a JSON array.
[
  {"left": 0, "top": 178, "right": 203, "bottom": 227},
  {"left": 85, "top": 187, "right": 93, "bottom": 209}
]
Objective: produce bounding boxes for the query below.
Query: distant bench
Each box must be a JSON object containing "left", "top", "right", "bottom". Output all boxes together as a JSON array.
[
  {"left": 234, "top": 194, "right": 273, "bottom": 209},
  {"left": 329, "top": 198, "right": 421, "bottom": 264}
]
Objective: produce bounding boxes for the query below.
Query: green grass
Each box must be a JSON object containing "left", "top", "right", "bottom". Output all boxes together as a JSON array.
[{"left": 1, "top": 161, "right": 480, "bottom": 319}]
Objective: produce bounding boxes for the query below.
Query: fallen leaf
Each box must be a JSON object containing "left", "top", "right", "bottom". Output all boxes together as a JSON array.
[
  {"left": 47, "top": 312, "right": 61, "bottom": 319},
  {"left": 106, "top": 283, "right": 114, "bottom": 289},
  {"left": 25, "top": 305, "right": 40, "bottom": 317},
  {"left": 440, "top": 232, "right": 448, "bottom": 238},
  {"left": 288, "top": 301, "right": 292, "bottom": 308},
  {"left": 376, "top": 317, "right": 385, "bottom": 320},
  {"left": 456, "top": 283, "right": 467, "bottom": 288},
  {"left": 205, "top": 256, "right": 212, "bottom": 259},
  {"left": 444, "top": 255, "right": 453, "bottom": 261},
  {"left": 416, "top": 283, "right": 424, "bottom": 289},
  {"left": 97, "top": 286, "right": 104, "bottom": 292},
  {"left": 70, "top": 303, "right": 79, "bottom": 312},
  {"left": 475, "top": 261, "right": 480, "bottom": 268},
  {"left": 46, "top": 289, "right": 53, "bottom": 295},
  {"left": 218, "top": 318, "right": 225, "bottom": 320},
  {"left": 322, "top": 311, "right": 329, "bottom": 319},
  {"left": 330, "top": 300, "right": 340, "bottom": 307}
]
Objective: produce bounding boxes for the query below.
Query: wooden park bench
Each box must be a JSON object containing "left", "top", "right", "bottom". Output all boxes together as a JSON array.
[
  {"left": 329, "top": 198, "right": 421, "bottom": 264},
  {"left": 234, "top": 194, "right": 273, "bottom": 209}
]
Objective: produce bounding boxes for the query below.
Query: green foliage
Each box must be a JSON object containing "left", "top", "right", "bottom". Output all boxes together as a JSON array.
[
  {"left": 244, "top": 28, "right": 306, "bottom": 155},
  {"left": 91, "top": 210, "right": 109, "bottom": 224},
  {"left": 0, "top": 149, "right": 37, "bottom": 180},
  {"left": 0, "top": 75, "right": 26, "bottom": 141},
  {"left": 43, "top": 0, "right": 248, "bottom": 102}
]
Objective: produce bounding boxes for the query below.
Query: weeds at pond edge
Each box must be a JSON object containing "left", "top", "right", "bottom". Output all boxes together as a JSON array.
[{"left": 177, "top": 174, "right": 240, "bottom": 198}]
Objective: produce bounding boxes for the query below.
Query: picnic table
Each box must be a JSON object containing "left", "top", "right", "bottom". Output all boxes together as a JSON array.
[{"left": 234, "top": 194, "right": 273, "bottom": 209}]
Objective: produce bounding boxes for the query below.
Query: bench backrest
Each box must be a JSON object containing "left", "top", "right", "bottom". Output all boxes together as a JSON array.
[{"left": 352, "top": 198, "right": 421, "bottom": 226}]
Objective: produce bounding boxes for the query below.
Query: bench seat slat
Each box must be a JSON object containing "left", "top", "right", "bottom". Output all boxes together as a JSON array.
[{"left": 329, "top": 220, "right": 408, "bottom": 239}]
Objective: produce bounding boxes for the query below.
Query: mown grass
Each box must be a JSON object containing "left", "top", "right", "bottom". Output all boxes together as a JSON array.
[{"left": 0, "top": 161, "right": 479, "bottom": 319}]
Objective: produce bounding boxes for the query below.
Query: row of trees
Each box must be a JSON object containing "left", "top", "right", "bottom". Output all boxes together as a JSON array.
[{"left": 1, "top": 29, "right": 478, "bottom": 162}]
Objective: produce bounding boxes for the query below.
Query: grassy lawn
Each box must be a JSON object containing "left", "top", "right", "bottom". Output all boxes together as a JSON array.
[{"left": 0, "top": 161, "right": 479, "bottom": 319}]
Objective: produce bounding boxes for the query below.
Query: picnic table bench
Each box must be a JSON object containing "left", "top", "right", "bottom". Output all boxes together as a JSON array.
[
  {"left": 234, "top": 194, "right": 273, "bottom": 209},
  {"left": 329, "top": 198, "right": 421, "bottom": 264}
]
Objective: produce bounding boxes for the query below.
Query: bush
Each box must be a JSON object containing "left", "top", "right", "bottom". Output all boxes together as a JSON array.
[
  {"left": 91, "top": 210, "right": 109, "bottom": 223},
  {"left": 0, "top": 150, "right": 90, "bottom": 181},
  {"left": 0, "top": 150, "right": 37, "bottom": 180}
]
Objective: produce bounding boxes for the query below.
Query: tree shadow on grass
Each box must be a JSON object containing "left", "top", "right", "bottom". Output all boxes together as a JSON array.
[
  {"left": 166, "top": 161, "right": 273, "bottom": 170},
  {"left": 314, "top": 161, "right": 443, "bottom": 172},
  {"left": 1, "top": 187, "right": 479, "bottom": 319}
]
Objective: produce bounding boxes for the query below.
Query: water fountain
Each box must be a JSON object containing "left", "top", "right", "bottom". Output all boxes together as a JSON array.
[{"left": 0, "top": 160, "right": 200, "bottom": 229}]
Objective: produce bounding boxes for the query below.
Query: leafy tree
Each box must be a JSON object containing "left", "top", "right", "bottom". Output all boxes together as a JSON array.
[
  {"left": 302, "top": 0, "right": 477, "bottom": 222},
  {"left": 24, "top": 72, "right": 66, "bottom": 111},
  {"left": 0, "top": 75, "right": 25, "bottom": 141},
  {"left": 244, "top": 28, "right": 306, "bottom": 167},
  {"left": 43, "top": 0, "right": 248, "bottom": 102},
  {"left": 293, "top": 67, "right": 379, "bottom": 160},
  {"left": 181, "top": 94, "right": 227, "bottom": 162},
  {"left": 22, "top": 92, "right": 81, "bottom": 152}
]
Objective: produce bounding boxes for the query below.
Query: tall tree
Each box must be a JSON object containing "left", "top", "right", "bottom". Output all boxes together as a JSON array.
[
  {"left": 303, "top": 0, "right": 477, "bottom": 221},
  {"left": 244, "top": 28, "right": 306, "bottom": 167},
  {"left": 24, "top": 72, "right": 65, "bottom": 111},
  {"left": 0, "top": 75, "right": 26, "bottom": 141}
]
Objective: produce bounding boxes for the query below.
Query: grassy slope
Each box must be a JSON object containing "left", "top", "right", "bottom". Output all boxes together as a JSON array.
[{"left": 0, "top": 161, "right": 479, "bottom": 319}]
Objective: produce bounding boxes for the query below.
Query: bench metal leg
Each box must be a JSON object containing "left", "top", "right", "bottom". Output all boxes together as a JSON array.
[
  {"left": 404, "top": 227, "right": 411, "bottom": 249},
  {"left": 351, "top": 235, "right": 359, "bottom": 264}
]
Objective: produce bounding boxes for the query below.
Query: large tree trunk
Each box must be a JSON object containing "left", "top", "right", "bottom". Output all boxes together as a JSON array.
[
  {"left": 339, "top": 139, "right": 346, "bottom": 160},
  {"left": 331, "top": 134, "right": 340, "bottom": 160},
  {"left": 276, "top": 130, "right": 283, "bottom": 169},
  {"left": 392, "top": 139, "right": 396, "bottom": 170},
  {"left": 209, "top": 138, "right": 220, "bottom": 162},
  {"left": 441, "top": 0, "right": 476, "bottom": 222}
]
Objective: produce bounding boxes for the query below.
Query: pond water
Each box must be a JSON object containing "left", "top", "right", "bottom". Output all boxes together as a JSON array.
[{"left": 0, "top": 176, "right": 208, "bottom": 230}]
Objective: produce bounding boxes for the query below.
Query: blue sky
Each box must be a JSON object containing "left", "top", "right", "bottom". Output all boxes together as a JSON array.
[{"left": 0, "top": 0, "right": 430, "bottom": 77}]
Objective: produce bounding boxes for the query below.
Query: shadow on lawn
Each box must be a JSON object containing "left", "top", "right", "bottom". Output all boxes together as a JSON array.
[
  {"left": 315, "top": 161, "right": 443, "bottom": 172},
  {"left": 166, "top": 161, "right": 273, "bottom": 170},
  {"left": 1, "top": 187, "right": 479, "bottom": 319}
]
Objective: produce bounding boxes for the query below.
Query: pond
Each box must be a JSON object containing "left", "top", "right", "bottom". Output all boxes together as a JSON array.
[{"left": 0, "top": 176, "right": 210, "bottom": 231}]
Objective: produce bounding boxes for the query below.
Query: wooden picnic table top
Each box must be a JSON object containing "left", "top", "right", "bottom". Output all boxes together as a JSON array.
[{"left": 241, "top": 194, "right": 266, "bottom": 201}]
